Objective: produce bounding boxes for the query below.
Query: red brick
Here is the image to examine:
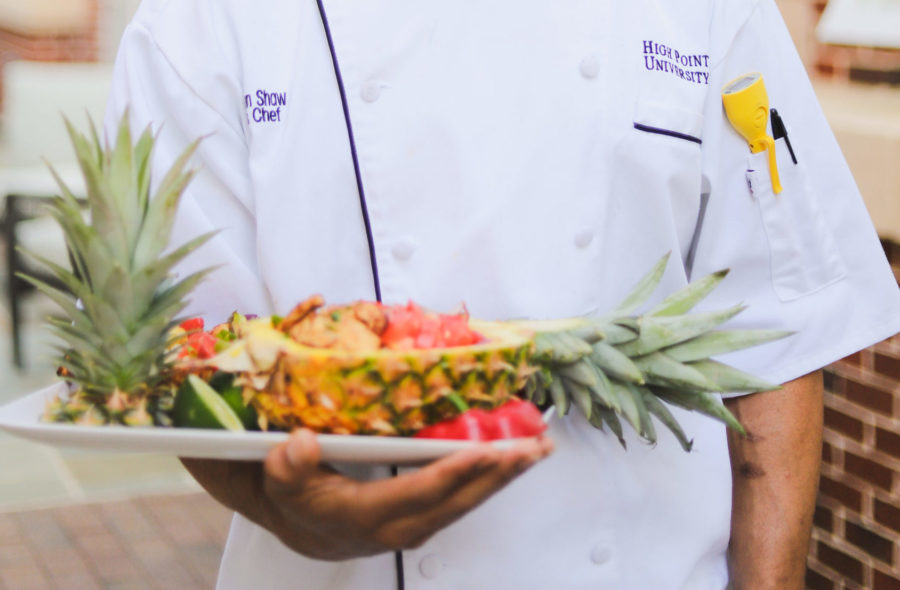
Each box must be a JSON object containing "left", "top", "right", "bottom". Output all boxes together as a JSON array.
[
  {"left": 820, "top": 476, "right": 863, "bottom": 512},
  {"left": 844, "top": 452, "right": 894, "bottom": 491},
  {"left": 14, "top": 511, "right": 71, "bottom": 551},
  {"left": 822, "top": 441, "right": 833, "bottom": 464},
  {"left": 130, "top": 538, "right": 202, "bottom": 589},
  {"left": 823, "top": 370, "right": 837, "bottom": 392},
  {"left": 52, "top": 505, "right": 110, "bottom": 537},
  {"left": 824, "top": 407, "right": 864, "bottom": 440},
  {"left": 874, "top": 353, "right": 900, "bottom": 382},
  {"left": 876, "top": 427, "right": 900, "bottom": 460},
  {"left": 806, "top": 566, "right": 836, "bottom": 590},
  {"left": 100, "top": 501, "right": 158, "bottom": 541},
  {"left": 843, "top": 378, "right": 894, "bottom": 416},
  {"left": 874, "top": 569, "right": 900, "bottom": 590},
  {"left": 845, "top": 520, "right": 893, "bottom": 564},
  {"left": 842, "top": 352, "right": 864, "bottom": 367},
  {"left": 814, "top": 505, "right": 834, "bottom": 533},
  {"left": 35, "top": 546, "right": 91, "bottom": 577},
  {"left": 0, "top": 544, "right": 34, "bottom": 567},
  {"left": 817, "top": 542, "right": 864, "bottom": 583},
  {"left": 825, "top": 372, "right": 846, "bottom": 396},
  {"left": 874, "top": 499, "right": 900, "bottom": 535},
  {"left": 74, "top": 532, "right": 146, "bottom": 584}
]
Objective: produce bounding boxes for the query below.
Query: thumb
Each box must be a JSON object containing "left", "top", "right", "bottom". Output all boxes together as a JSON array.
[{"left": 264, "top": 429, "right": 323, "bottom": 492}]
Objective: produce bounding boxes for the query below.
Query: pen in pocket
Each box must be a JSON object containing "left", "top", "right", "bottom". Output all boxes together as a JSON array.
[{"left": 770, "top": 108, "right": 798, "bottom": 165}]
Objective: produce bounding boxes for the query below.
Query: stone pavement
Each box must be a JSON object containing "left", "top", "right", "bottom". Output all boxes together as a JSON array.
[
  {"left": 0, "top": 277, "right": 231, "bottom": 589},
  {"left": 0, "top": 492, "right": 231, "bottom": 590}
]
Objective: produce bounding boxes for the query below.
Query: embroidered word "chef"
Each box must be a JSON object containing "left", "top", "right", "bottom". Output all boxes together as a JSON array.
[
  {"left": 244, "top": 89, "right": 288, "bottom": 124},
  {"left": 643, "top": 40, "right": 710, "bottom": 85}
]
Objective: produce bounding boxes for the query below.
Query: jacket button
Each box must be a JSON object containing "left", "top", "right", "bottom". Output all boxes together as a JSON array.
[
  {"left": 574, "top": 228, "right": 594, "bottom": 249},
  {"left": 418, "top": 554, "right": 442, "bottom": 579},
  {"left": 590, "top": 545, "right": 612, "bottom": 565},
  {"left": 392, "top": 240, "right": 415, "bottom": 261},
  {"left": 361, "top": 81, "right": 382, "bottom": 103},
  {"left": 579, "top": 55, "right": 600, "bottom": 79}
]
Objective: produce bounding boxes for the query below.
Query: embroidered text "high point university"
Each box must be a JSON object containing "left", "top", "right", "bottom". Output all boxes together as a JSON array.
[{"left": 643, "top": 41, "right": 709, "bottom": 85}]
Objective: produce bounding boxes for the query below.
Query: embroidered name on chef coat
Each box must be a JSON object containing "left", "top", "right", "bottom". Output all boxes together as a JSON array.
[
  {"left": 244, "top": 89, "right": 288, "bottom": 124},
  {"left": 643, "top": 40, "right": 710, "bottom": 85}
]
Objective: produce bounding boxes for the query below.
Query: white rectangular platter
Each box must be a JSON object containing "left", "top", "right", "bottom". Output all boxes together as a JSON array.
[{"left": 0, "top": 383, "right": 520, "bottom": 464}]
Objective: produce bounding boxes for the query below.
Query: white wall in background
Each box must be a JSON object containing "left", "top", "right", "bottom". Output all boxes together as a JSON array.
[
  {"left": 817, "top": 0, "right": 900, "bottom": 49},
  {"left": 97, "top": 0, "right": 142, "bottom": 62}
]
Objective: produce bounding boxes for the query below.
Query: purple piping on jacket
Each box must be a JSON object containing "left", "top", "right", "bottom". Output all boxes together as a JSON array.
[{"left": 315, "top": 0, "right": 383, "bottom": 304}]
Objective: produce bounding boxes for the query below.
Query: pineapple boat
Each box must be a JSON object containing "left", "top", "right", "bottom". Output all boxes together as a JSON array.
[
  {"left": 198, "top": 257, "right": 788, "bottom": 451},
  {"left": 28, "top": 116, "right": 790, "bottom": 452}
]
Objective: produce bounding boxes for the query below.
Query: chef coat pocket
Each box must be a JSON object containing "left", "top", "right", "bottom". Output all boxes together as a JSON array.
[
  {"left": 622, "top": 100, "right": 704, "bottom": 255},
  {"left": 633, "top": 100, "right": 704, "bottom": 146},
  {"left": 746, "top": 144, "right": 846, "bottom": 301}
]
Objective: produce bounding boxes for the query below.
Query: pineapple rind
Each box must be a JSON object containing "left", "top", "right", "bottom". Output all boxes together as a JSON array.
[{"left": 236, "top": 320, "right": 535, "bottom": 436}]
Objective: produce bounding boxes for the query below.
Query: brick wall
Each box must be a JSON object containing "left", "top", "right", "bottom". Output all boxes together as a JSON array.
[
  {"left": 807, "top": 241, "right": 900, "bottom": 589},
  {"left": 773, "top": 4, "right": 900, "bottom": 585}
]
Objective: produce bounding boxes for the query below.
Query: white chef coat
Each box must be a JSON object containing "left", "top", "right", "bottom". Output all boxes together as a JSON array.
[{"left": 105, "top": 0, "right": 900, "bottom": 588}]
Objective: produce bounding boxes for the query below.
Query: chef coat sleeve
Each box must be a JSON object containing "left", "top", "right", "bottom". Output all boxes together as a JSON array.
[
  {"left": 693, "top": 0, "right": 900, "bottom": 388},
  {"left": 104, "top": 15, "right": 272, "bottom": 323}
]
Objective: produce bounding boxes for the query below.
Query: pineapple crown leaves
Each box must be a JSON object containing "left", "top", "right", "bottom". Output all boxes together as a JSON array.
[
  {"left": 18, "top": 112, "right": 215, "bottom": 396},
  {"left": 528, "top": 253, "right": 795, "bottom": 451}
]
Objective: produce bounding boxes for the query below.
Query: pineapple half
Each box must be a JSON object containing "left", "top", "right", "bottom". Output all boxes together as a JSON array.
[
  {"left": 208, "top": 255, "right": 790, "bottom": 451},
  {"left": 22, "top": 114, "right": 214, "bottom": 426}
]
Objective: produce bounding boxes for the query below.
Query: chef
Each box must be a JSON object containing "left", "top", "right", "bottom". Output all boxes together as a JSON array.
[{"left": 105, "top": 0, "right": 900, "bottom": 588}]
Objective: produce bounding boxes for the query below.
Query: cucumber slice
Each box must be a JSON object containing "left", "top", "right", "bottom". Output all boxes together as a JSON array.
[
  {"left": 174, "top": 375, "right": 245, "bottom": 431},
  {"left": 220, "top": 385, "right": 259, "bottom": 430}
]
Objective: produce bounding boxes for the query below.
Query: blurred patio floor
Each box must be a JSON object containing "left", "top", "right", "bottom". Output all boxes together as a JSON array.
[{"left": 0, "top": 290, "right": 231, "bottom": 589}]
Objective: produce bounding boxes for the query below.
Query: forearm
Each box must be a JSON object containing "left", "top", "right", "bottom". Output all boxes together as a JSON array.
[
  {"left": 180, "top": 458, "right": 274, "bottom": 527},
  {"left": 724, "top": 371, "right": 824, "bottom": 590}
]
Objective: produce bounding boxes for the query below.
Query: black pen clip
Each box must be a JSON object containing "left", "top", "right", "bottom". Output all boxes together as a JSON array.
[{"left": 770, "top": 108, "right": 798, "bottom": 165}]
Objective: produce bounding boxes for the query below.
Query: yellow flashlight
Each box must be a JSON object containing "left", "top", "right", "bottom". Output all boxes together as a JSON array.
[{"left": 722, "top": 73, "right": 782, "bottom": 194}]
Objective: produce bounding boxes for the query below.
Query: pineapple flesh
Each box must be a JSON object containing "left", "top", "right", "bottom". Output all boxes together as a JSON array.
[{"left": 22, "top": 114, "right": 213, "bottom": 426}]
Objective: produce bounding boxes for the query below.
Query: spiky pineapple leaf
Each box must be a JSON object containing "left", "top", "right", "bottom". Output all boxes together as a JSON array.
[
  {"left": 663, "top": 330, "right": 793, "bottom": 363},
  {"left": 640, "top": 389, "right": 693, "bottom": 452},
  {"left": 65, "top": 118, "right": 130, "bottom": 263},
  {"left": 615, "top": 304, "right": 745, "bottom": 357},
  {"left": 132, "top": 139, "right": 200, "bottom": 269},
  {"left": 647, "top": 269, "right": 729, "bottom": 317},
  {"left": 632, "top": 352, "right": 721, "bottom": 393},
  {"left": 129, "top": 232, "right": 218, "bottom": 313},
  {"left": 687, "top": 359, "right": 780, "bottom": 394},
  {"left": 610, "top": 252, "right": 670, "bottom": 315},
  {"left": 651, "top": 387, "right": 746, "bottom": 436}
]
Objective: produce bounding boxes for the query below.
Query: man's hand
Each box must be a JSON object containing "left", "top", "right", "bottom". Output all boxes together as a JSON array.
[
  {"left": 724, "top": 371, "right": 824, "bottom": 590},
  {"left": 182, "top": 430, "right": 554, "bottom": 560}
]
